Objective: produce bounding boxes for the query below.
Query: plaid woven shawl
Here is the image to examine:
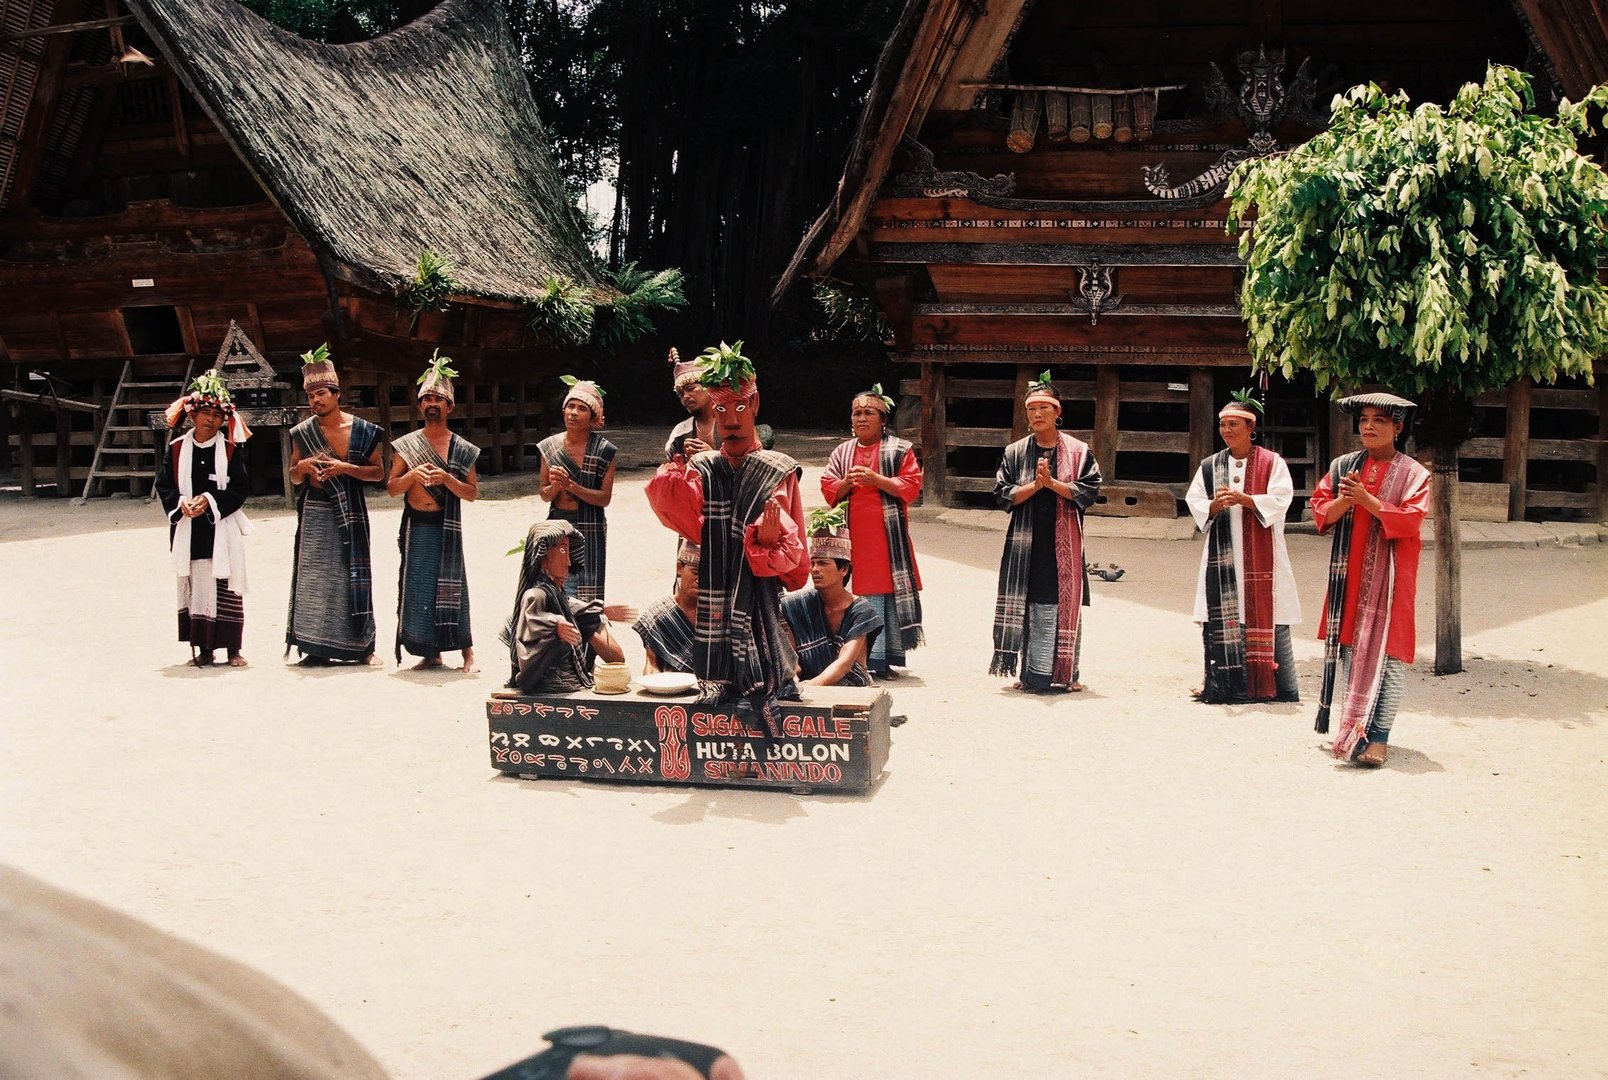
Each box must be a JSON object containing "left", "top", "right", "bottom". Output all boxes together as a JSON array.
[
  {"left": 1200, "top": 445, "right": 1278, "bottom": 702},
  {"left": 693, "top": 448, "right": 802, "bottom": 732},
  {"left": 286, "top": 416, "right": 379, "bottom": 645},
  {"left": 632, "top": 597, "right": 698, "bottom": 674},
  {"left": 824, "top": 436, "right": 925, "bottom": 651},
  {"left": 538, "top": 432, "right": 617, "bottom": 601},
  {"left": 989, "top": 434, "right": 1097, "bottom": 680},
  {"left": 781, "top": 587, "right": 883, "bottom": 687},
  {"left": 1316, "top": 450, "right": 1430, "bottom": 757},
  {"left": 392, "top": 429, "right": 479, "bottom": 662}
]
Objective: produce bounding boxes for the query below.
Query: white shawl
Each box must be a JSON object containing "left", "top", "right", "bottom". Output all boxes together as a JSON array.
[{"left": 168, "top": 432, "right": 253, "bottom": 593}]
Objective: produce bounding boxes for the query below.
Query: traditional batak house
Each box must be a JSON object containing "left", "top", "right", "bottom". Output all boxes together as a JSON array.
[
  {"left": 0, "top": 0, "right": 611, "bottom": 497},
  {"left": 776, "top": 0, "right": 1608, "bottom": 520}
]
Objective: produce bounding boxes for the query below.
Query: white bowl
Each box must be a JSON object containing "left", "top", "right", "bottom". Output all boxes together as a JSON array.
[{"left": 638, "top": 672, "right": 697, "bottom": 695}]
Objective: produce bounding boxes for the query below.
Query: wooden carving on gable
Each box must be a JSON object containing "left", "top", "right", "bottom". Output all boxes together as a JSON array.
[
  {"left": 1143, "top": 45, "right": 1327, "bottom": 201},
  {"left": 212, "top": 319, "right": 282, "bottom": 389}
]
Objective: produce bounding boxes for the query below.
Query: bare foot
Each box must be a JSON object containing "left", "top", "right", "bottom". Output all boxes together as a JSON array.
[
  {"left": 188, "top": 654, "right": 213, "bottom": 668},
  {"left": 361, "top": 653, "right": 382, "bottom": 666},
  {"left": 227, "top": 653, "right": 248, "bottom": 668},
  {"left": 460, "top": 649, "right": 479, "bottom": 674},
  {"left": 412, "top": 656, "right": 445, "bottom": 670},
  {"left": 1355, "top": 741, "right": 1388, "bottom": 768},
  {"left": 1069, "top": 681, "right": 1086, "bottom": 692}
]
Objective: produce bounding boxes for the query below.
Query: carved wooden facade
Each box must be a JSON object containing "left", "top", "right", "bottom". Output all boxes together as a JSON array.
[{"left": 778, "top": 0, "right": 1608, "bottom": 520}]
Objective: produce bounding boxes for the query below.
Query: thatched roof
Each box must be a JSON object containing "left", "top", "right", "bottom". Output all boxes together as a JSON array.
[{"left": 124, "top": 0, "right": 613, "bottom": 305}]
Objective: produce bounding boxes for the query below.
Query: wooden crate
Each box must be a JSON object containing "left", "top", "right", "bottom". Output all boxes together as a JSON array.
[{"left": 486, "top": 685, "right": 891, "bottom": 794}]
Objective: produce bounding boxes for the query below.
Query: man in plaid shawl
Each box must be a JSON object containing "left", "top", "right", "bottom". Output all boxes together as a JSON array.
[
  {"left": 632, "top": 542, "right": 702, "bottom": 674},
  {"left": 1184, "top": 395, "right": 1302, "bottom": 703},
  {"left": 1310, "top": 392, "right": 1430, "bottom": 767},
  {"left": 989, "top": 374, "right": 1102, "bottom": 692},
  {"left": 537, "top": 376, "right": 616, "bottom": 602},
  {"left": 647, "top": 342, "right": 808, "bottom": 733},
  {"left": 387, "top": 353, "right": 481, "bottom": 672},
  {"left": 285, "top": 345, "right": 385, "bottom": 665},
  {"left": 820, "top": 383, "right": 923, "bottom": 677},
  {"left": 781, "top": 514, "right": 883, "bottom": 687}
]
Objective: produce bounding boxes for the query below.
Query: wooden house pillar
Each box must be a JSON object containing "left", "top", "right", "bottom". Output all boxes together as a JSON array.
[
  {"left": 1092, "top": 366, "right": 1120, "bottom": 480},
  {"left": 1187, "top": 367, "right": 1214, "bottom": 468},
  {"left": 54, "top": 408, "right": 72, "bottom": 493},
  {"left": 1598, "top": 380, "right": 1608, "bottom": 521},
  {"left": 1502, "top": 377, "right": 1531, "bottom": 521},
  {"left": 1010, "top": 365, "right": 1033, "bottom": 442},
  {"left": 919, "top": 361, "right": 947, "bottom": 503},
  {"left": 1328, "top": 401, "right": 1353, "bottom": 464}
]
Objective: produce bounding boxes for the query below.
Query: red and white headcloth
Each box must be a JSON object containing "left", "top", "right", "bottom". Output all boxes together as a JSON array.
[
  {"left": 1218, "top": 401, "right": 1259, "bottom": 422},
  {"left": 1023, "top": 382, "right": 1060, "bottom": 408}
]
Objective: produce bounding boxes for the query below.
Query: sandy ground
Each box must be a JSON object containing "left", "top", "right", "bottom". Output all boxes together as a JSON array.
[{"left": 2, "top": 428, "right": 1606, "bottom": 1079}]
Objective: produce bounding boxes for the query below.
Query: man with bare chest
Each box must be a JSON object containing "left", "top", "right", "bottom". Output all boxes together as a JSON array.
[
  {"left": 286, "top": 346, "right": 385, "bottom": 664},
  {"left": 387, "top": 354, "right": 480, "bottom": 672}
]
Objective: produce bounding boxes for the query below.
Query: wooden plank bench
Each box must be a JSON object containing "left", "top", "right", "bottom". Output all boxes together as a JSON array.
[{"left": 486, "top": 685, "right": 891, "bottom": 794}]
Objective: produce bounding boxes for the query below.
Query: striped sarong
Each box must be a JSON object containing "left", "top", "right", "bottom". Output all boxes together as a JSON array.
[
  {"left": 392, "top": 430, "right": 478, "bottom": 661},
  {"left": 286, "top": 416, "right": 378, "bottom": 659},
  {"left": 1199, "top": 445, "right": 1279, "bottom": 702},
  {"left": 177, "top": 560, "right": 244, "bottom": 655},
  {"left": 824, "top": 436, "right": 924, "bottom": 652},
  {"left": 286, "top": 495, "right": 375, "bottom": 661},
  {"left": 1316, "top": 450, "right": 1430, "bottom": 758},
  {"left": 397, "top": 508, "right": 472, "bottom": 658},
  {"left": 989, "top": 434, "right": 1101, "bottom": 681},
  {"left": 538, "top": 432, "right": 616, "bottom": 602},
  {"left": 781, "top": 587, "right": 883, "bottom": 687}
]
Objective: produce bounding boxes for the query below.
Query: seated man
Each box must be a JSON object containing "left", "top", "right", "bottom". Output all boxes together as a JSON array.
[
  {"left": 781, "top": 515, "right": 883, "bottom": 687},
  {"left": 501, "top": 521, "right": 633, "bottom": 694},
  {"left": 633, "top": 543, "right": 700, "bottom": 674}
]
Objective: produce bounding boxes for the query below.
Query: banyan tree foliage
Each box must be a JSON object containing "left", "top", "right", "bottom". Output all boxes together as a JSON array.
[{"left": 1227, "top": 64, "right": 1608, "bottom": 674}]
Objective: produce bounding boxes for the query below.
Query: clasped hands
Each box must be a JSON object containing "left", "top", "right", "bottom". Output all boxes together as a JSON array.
[
  {"left": 841, "top": 464, "right": 882, "bottom": 491},
  {"left": 1209, "top": 486, "right": 1256, "bottom": 515},
  {"left": 1030, "top": 457, "right": 1068, "bottom": 497},
  {"left": 410, "top": 461, "right": 450, "bottom": 488},
  {"left": 1333, "top": 470, "right": 1382, "bottom": 514},
  {"left": 178, "top": 495, "right": 210, "bottom": 519},
  {"left": 303, "top": 452, "right": 347, "bottom": 484}
]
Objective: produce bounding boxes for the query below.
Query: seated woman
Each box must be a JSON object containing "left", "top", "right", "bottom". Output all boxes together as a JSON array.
[
  {"left": 502, "top": 520, "right": 633, "bottom": 693},
  {"left": 633, "top": 542, "right": 700, "bottom": 674},
  {"left": 781, "top": 515, "right": 883, "bottom": 687}
]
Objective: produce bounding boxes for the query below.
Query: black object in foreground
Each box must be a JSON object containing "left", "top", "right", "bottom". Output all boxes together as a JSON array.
[{"left": 478, "top": 1025, "right": 726, "bottom": 1080}]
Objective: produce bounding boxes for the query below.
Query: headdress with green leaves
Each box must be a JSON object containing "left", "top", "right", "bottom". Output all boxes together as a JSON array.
[
  {"left": 1024, "top": 369, "right": 1059, "bottom": 404},
  {"left": 855, "top": 383, "right": 895, "bottom": 413},
  {"left": 1219, "top": 388, "right": 1265, "bottom": 422},
  {"left": 696, "top": 340, "right": 755, "bottom": 392},
  {"left": 559, "top": 374, "right": 607, "bottom": 425},
  {"left": 806, "top": 504, "right": 852, "bottom": 562},
  {"left": 299, "top": 341, "right": 339, "bottom": 391},
  {"left": 416, "top": 348, "right": 459, "bottom": 404},
  {"left": 187, "top": 369, "right": 233, "bottom": 408},
  {"left": 807, "top": 504, "right": 848, "bottom": 536}
]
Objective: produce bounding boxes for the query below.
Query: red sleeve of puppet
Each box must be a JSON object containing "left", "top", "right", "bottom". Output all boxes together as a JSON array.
[
  {"left": 744, "top": 474, "right": 809, "bottom": 588},
  {"left": 1310, "top": 470, "right": 1339, "bottom": 533},
  {"left": 647, "top": 460, "right": 704, "bottom": 544},
  {"left": 1376, "top": 470, "right": 1430, "bottom": 540}
]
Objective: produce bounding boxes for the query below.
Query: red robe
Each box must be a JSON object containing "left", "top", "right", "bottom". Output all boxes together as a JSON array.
[
  {"left": 1310, "top": 460, "right": 1429, "bottom": 663},
  {"left": 646, "top": 439, "right": 809, "bottom": 590},
  {"left": 819, "top": 441, "right": 923, "bottom": 594}
]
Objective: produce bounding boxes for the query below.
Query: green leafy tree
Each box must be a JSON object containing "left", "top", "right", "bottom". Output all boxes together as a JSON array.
[{"left": 1228, "top": 65, "right": 1608, "bottom": 674}]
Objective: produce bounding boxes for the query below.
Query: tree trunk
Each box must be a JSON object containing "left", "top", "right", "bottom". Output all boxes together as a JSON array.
[{"left": 1432, "top": 441, "right": 1462, "bottom": 675}]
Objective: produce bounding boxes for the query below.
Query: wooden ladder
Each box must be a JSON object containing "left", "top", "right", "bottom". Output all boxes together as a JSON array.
[{"left": 76, "top": 359, "right": 194, "bottom": 503}]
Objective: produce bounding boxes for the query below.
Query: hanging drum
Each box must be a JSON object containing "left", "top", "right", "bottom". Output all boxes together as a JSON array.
[
  {"left": 1133, "top": 90, "right": 1157, "bottom": 141},
  {"left": 1113, "top": 95, "right": 1134, "bottom": 143},
  {"left": 1045, "top": 92, "right": 1070, "bottom": 141},
  {"left": 1008, "top": 91, "right": 1042, "bottom": 153},
  {"left": 1091, "top": 94, "right": 1114, "bottom": 140},
  {"left": 1069, "top": 93, "right": 1091, "bottom": 142}
]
